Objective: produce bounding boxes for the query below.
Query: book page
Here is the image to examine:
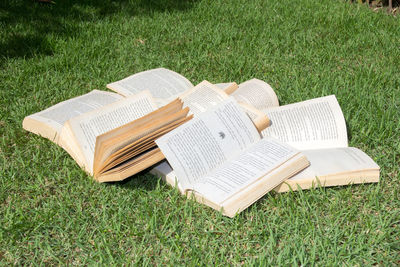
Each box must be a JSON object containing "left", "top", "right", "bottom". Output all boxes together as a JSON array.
[
  {"left": 231, "top": 79, "right": 279, "bottom": 110},
  {"left": 192, "top": 138, "right": 299, "bottom": 204},
  {"left": 179, "top": 81, "right": 229, "bottom": 116},
  {"left": 23, "top": 90, "right": 123, "bottom": 142},
  {"left": 291, "top": 147, "right": 379, "bottom": 181},
  {"left": 66, "top": 91, "right": 157, "bottom": 173},
  {"left": 261, "top": 95, "right": 348, "bottom": 150},
  {"left": 274, "top": 147, "right": 379, "bottom": 192},
  {"left": 106, "top": 68, "right": 194, "bottom": 100},
  {"left": 156, "top": 98, "right": 261, "bottom": 190}
]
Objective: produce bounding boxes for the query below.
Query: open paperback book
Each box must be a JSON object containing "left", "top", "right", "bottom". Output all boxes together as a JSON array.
[
  {"left": 23, "top": 90, "right": 192, "bottom": 182},
  {"left": 155, "top": 98, "right": 310, "bottom": 217},
  {"left": 151, "top": 79, "right": 380, "bottom": 192},
  {"left": 259, "top": 95, "right": 380, "bottom": 192},
  {"left": 23, "top": 78, "right": 269, "bottom": 182}
]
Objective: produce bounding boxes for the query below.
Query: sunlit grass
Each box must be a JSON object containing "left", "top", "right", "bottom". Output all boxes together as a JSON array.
[{"left": 1, "top": 0, "right": 399, "bottom": 264}]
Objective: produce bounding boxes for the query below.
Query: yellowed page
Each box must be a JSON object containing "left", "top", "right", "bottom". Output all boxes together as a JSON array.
[
  {"left": 239, "top": 103, "right": 270, "bottom": 132},
  {"left": 65, "top": 91, "right": 157, "bottom": 173},
  {"left": 214, "top": 82, "right": 239, "bottom": 94}
]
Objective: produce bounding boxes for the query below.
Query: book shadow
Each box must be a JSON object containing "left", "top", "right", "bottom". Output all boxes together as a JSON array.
[
  {"left": 0, "top": 0, "right": 199, "bottom": 64},
  {"left": 346, "top": 120, "right": 353, "bottom": 143},
  {"left": 105, "top": 168, "right": 161, "bottom": 191}
]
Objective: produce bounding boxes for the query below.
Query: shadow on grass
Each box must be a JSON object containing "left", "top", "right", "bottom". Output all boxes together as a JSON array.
[
  {"left": 105, "top": 169, "right": 162, "bottom": 191},
  {"left": 0, "top": 0, "right": 198, "bottom": 61}
]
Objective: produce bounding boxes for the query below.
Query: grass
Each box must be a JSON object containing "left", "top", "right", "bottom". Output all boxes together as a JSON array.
[{"left": 1, "top": 0, "right": 399, "bottom": 265}]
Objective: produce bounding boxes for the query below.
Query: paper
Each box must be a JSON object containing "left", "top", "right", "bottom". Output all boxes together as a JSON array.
[
  {"left": 179, "top": 81, "right": 229, "bottom": 116},
  {"left": 156, "top": 98, "right": 261, "bottom": 189},
  {"left": 107, "top": 68, "right": 193, "bottom": 100},
  {"left": 67, "top": 91, "right": 157, "bottom": 172},
  {"left": 231, "top": 79, "right": 279, "bottom": 110},
  {"left": 290, "top": 147, "right": 379, "bottom": 181},
  {"left": 26, "top": 90, "right": 123, "bottom": 135},
  {"left": 193, "top": 138, "right": 298, "bottom": 204},
  {"left": 262, "top": 95, "right": 348, "bottom": 150}
]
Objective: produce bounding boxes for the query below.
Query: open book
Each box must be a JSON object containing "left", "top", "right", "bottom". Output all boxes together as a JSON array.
[
  {"left": 150, "top": 74, "right": 379, "bottom": 192},
  {"left": 23, "top": 90, "right": 192, "bottom": 182},
  {"left": 259, "top": 95, "right": 380, "bottom": 192},
  {"left": 155, "top": 98, "right": 309, "bottom": 217}
]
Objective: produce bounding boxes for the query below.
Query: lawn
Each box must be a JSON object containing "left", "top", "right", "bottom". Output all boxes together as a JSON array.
[{"left": 1, "top": 0, "right": 399, "bottom": 265}]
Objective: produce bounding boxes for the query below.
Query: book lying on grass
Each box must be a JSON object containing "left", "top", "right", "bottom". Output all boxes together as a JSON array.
[
  {"left": 155, "top": 98, "right": 310, "bottom": 217},
  {"left": 259, "top": 95, "right": 380, "bottom": 192},
  {"left": 273, "top": 147, "right": 380, "bottom": 192},
  {"left": 152, "top": 87, "right": 380, "bottom": 192},
  {"left": 23, "top": 90, "right": 192, "bottom": 182}
]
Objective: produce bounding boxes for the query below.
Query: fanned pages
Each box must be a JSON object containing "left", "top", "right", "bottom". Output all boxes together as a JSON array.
[
  {"left": 156, "top": 98, "right": 309, "bottom": 217},
  {"left": 23, "top": 68, "right": 379, "bottom": 201},
  {"left": 23, "top": 88, "right": 191, "bottom": 182},
  {"left": 60, "top": 91, "right": 157, "bottom": 173},
  {"left": 93, "top": 99, "right": 192, "bottom": 182}
]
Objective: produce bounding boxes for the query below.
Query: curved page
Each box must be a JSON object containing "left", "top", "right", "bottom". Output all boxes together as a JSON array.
[
  {"left": 107, "top": 68, "right": 193, "bottom": 100},
  {"left": 262, "top": 95, "right": 348, "bottom": 150},
  {"left": 231, "top": 78, "right": 279, "bottom": 110}
]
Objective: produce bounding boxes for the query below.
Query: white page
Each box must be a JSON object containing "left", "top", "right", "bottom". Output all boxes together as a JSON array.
[
  {"left": 193, "top": 138, "right": 298, "bottom": 204},
  {"left": 107, "top": 68, "right": 194, "bottom": 100},
  {"left": 231, "top": 78, "right": 279, "bottom": 110},
  {"left": 67, "top": 91, "right": 157, "bottom": 173},
  {"left": 261, "top": 95, "right": 348, "bottom": 150},
  {"left": 290, "top": 147, "right": 379, "bottom": 181},
  {"left": 179, "top": 81, "right": 229, "bottom": 116},
  {"left": 156, "top": 98, "right": 261, "bottom": 189},
  {"left": 26, "top": 90, "right": 123, "bottom": 135}
]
